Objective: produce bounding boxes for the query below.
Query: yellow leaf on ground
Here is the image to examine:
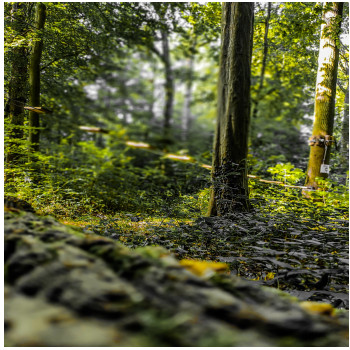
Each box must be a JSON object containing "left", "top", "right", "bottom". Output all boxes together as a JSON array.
[
  {"left": 179, "top": 259, "right": 228, "bottom": 278},
  {"left": 265, "top": 272, "right": 275, "bottom": 280},
  {"left": 299, "top": 301, "right": 334, "bottom": 316}
]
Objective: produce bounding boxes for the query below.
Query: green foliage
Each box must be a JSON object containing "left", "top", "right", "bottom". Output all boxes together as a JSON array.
[
  {"left": 311, "top": 176, "right": 349, "bottom": 208},
  {"left": 250, "top": 2, "right": 324, "bottom": 162},
  {"left": 267, "top": 162, "right": 305, "bottom": 184},
  {"left": 5, "top": 134, "right": 210, "bottom": 218}
]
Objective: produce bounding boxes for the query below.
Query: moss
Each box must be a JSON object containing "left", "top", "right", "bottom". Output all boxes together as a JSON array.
[{"left": 4, "top": 211, "right": 349, "bottom": 346}]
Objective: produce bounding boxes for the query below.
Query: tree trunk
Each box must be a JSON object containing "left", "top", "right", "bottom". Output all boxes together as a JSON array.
[
  {"left": 251, "top": 2, "right": 271, "bottom": 120},
  {"left": 181, "top": 51, "right": 195, "bottom": 142},
  {"left": 161, "top": 29, "right": 174, "bottom": 139},
  {"left": 149, "top": 58, "right": 158, "bottom": 130},
  {"left": 6, "top": 3, "right": 29, "bottom": 166},
  {"left": 28, "top": 2, "right": 46, "bottom": 152},
  {"left": 209, "top": 3, "right": 254, "bottom": 216},
  {"left": 340, "top": 67, "right": 349, "bottom": 165},
  {"left": 304, "top": 2, "right": 344, "bottom": 189}
]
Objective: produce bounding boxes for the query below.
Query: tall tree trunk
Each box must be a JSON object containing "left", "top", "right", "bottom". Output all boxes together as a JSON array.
[
  {"left": 209, "top": 3, "right": 254, "bottom": 216},
  {"left": 251, "top": 2, "right": 271, "bottom": 120},
  {"left": 340, "top": 67, "right": 349, "bottom": 166},
  {"left": 181, "top": 51, "right": 195, "bottom": 142},
  {"left": 28, "top": 2, "right": 46, "bottom": 152},
  {"left": 304, "top": 2, "right": 344, "bottom": 190},
  {"left": 161, "top": 29, "right": 174, "bottom": 139},
  {"left": 149, "top": 58, "right": 158, "bottom": 129},
  {"left": 6, "top": 3, "right": 29, "bottom": 166}
]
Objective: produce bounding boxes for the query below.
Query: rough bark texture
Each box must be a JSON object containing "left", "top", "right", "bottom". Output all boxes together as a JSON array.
[
  {"left": 340, "top": 71, "right": 349, "bottom": 165},
  {"left": 305, "top": 2, "right": 344, "bottom": 189},
  {"left": 28, "top": 2, "right": 46, "bottom": 152},
  {"left": 251, "top": 2, "right": 271, "bottom": 120},
  {"left": 209, "top": 3, "right": 254, "bottom": 216},
  {"left": 6, "top": 3, "right": 29, "bottom": 166},
  {"left": 4, "top": 210, "right": 349, "bottom": 347},
  {"left": 161, "top": 29, "right": 174, "bottom": 139}
]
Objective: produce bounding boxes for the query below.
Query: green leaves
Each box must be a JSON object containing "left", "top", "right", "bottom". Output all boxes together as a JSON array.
[{"left": 267, "top": 162, "right": 305, "bottom": 184}]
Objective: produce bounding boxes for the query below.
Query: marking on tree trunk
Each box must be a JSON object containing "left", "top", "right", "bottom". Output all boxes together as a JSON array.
[{"left": 24, "top": 106, "right": 52, "bottom": 114}]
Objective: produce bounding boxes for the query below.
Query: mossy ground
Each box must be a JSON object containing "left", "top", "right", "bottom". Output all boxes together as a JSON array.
[{"left": 4, "top": 210, "right": 349, "bottom": 346}]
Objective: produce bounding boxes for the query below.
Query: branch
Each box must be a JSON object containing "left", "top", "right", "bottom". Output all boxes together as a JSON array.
[
  {"left": 91, "top": 3, "right": 114, "bottom": 30},
  {"left": 337, "top": 80, "right": 346, "bottom": 94},
  {"left": 148, "top": 43, "right": 164, "bottom": 61},
  {"left": 40, "top": 52, "right": 85, "bottom": 71}
]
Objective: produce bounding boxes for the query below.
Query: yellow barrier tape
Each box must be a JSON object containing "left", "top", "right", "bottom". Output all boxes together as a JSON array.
[{"left": 79, "top": 126, "right": 316, "bottom": 191}]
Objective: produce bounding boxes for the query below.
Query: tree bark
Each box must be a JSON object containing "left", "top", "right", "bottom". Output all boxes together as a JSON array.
[
  {"left": 340, "top": 66, "right": 349, "bottom": 165},
  {"left": 6, "top": 3, "right": 29, "bottom": 166},
  {"left": 304, "top": 2, "right": 344, "bottom": 189},
  {"left": 251, "top": 2, "right": 271, "bottom": 120},
  {"left": 28, "top": 2, "right": 46, "bottom": 152},
  {"left": 209, "top": 3, "right": 254, "bottom": 216},
  {"left": 181, "top": 44, "right": 196, "bottom": 142},
  {"left": 161, "top": 29, "right": 174, "bottom": 139}
]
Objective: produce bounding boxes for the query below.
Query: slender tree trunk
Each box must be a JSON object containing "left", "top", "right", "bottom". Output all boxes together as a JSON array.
[
  {"left": 148, "top": 59, "right": 156, "bottom": 122},
  {"left": 305, "top": 2, "right": 344, "bottom": 189},
  {"left": 149, "top": 59, "right": 158, "bottom": 128},
  {"left": 258, "top": 2, "right": 271, "bottom": 90},
  {"left": 28, "top": 2, "right": 46, "bottom": 152},
  {"left": 161, "top": 29, "right": 174, "bottom": 139},
  {"left": 209, "top": 3, "right": 254, "bottom": 216},
  {"left": 340, "top": 67, "right": 349, "bottom": 165},
  {"left": 251, "top": 2, "right": 271, "bottom": 120},
  {"left": 181, "top": 52, "right": 195, "bottom": 142},
  {"left": 6, "top": 3, "right": 29, "bottom": 166}
]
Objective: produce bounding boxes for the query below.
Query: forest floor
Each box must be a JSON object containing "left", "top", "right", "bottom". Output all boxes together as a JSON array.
[
  {"left": 5, "top": 210, "right": 348, "bottom": 346},
  {"left": 4, "top": 171, "right": 349, "bottom": 346},
  {"left": 53, "top": 191, "right": 349, "bottom": 310}
]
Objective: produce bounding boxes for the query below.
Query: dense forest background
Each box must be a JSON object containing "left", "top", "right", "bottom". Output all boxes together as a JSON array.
[{"left": 4, "top": 2, "right": 349, "bottom": 307}]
